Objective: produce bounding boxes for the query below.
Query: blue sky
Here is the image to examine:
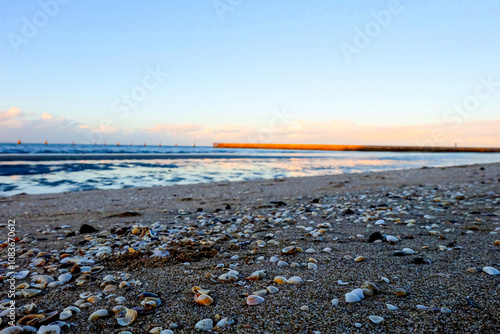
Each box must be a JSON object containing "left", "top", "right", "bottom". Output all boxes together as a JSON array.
[{"left": 1, "top": 0, "right": 499, "bottom": 145}]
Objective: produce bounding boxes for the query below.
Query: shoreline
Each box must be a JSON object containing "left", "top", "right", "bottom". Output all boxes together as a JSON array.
[{"left": 1, "top": 163, "right": 499, "bottom": 333}]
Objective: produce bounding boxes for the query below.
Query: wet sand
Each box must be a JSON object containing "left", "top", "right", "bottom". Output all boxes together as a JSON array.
[{"left": 1, "top": 163, "right": 499, "bottom": 333}]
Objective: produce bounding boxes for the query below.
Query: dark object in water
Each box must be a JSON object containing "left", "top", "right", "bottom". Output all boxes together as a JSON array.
[{"left": 79, "top": 224, "right": 96, "bottom": 234}]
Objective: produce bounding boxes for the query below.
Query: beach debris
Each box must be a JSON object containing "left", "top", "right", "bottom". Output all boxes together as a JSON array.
[
  {"left": 247, "top": 295, "right": 265, "bottom": 305},
  {"left": 88, "top": 309, "right": 108, "bottom": 321},
  {"left": 368, "top": 315, "right": 384, "bottom": 324},
  {"left": 195, "top": 318, "right": 213, "bottom": 331},
  {"left": 482, "top": 266, "right": 500, "bottom": 275},
  {"left": 386, "top": 304, "right": 398, "bottom": 310},
  {"left": 215, "top": 318, "right": 235, "bottom": 328},
  {"left": 287, "top": 276, "right": 304, "bottom": 285},
  {"left": 345, "top": 293, "right": 361, "bottom": 303}
]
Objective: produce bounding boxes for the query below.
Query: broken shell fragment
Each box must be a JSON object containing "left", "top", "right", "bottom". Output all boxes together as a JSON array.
[
  {"left": 88, "top": 309, "right": 108, "bottom": 321},
  {"left": 117, "top": 308, "right": 137, "bottom": 326},
  {"left": 245, "top": 270, "right": 266, "bottom": 281},
  {"left": 369, "top": 315, "right": 384, "bottom": 324}
]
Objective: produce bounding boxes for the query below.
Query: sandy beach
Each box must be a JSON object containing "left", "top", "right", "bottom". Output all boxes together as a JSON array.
[{"left": 1, "top": 163, "right": 499, "bottom": 333}]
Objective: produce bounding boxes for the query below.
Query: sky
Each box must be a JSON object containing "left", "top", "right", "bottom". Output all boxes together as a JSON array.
[{"left": 1, "top": 0, "right": 499, "bottom": 146}]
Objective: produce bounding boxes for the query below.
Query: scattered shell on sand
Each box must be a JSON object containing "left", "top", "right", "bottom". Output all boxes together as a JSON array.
[
  {"left": 345, "top": 293, "right": 361, "bottom": 303},
  {"left": 267, "top": 286, "right": 279, "bottom": 294},
  {"left": 386, "top": 304, "right": 398, "bottom": 310},
  {"left": 274, "top": 276, "right": 287, "bottom": 284},
  {"left": 195, "top": 318, "right": 213, "bottom": 331},
  {"left": 395, "top": 288, "right": 407, "bottom": 297},
  {"left": 88, "top": 309, "right": 108, "bottom": 321},
  {"left": 247, "top": 295, "right": 265, "bottom": 305},
  {"left": 117, "top": 308, "right": 137, "bottom": 326},
  {"left": 246, "top": 270, "right": 266, "bottom": 281},
  {"left": 369, "top": 315, "right": 384, "bottom": 324},
  {"left": 215, "top": 318, "right": 235, "bottom": 328},
  {"left": 483, "top": 266, "right": 499, "bottom": 275},
  {"left": 287, "top": 276, "right": 303, "bottom": 285},
  {"left": 354, "top": 256, "right": 365, "bottom": 262}
]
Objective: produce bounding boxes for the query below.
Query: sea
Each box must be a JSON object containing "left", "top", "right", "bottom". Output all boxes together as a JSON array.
[{"left": 1, "top": 143, "right": 500, "bottom": 196}]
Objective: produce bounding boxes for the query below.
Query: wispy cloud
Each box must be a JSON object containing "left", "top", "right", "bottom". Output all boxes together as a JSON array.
[{"left": 1, "top": 107, "right": 499, "bottom": 147}]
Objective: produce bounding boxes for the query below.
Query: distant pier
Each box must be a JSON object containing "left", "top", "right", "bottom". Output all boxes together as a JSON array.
[{"left": 213, "top": 143, "right": 500, "bottom": 153}]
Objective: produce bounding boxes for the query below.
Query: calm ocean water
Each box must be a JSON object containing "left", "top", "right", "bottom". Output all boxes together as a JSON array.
[{"left": 1, "top": 143, "right": 499, "bottom": 196}]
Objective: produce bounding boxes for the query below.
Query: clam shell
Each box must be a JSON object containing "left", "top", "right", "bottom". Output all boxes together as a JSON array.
[
  {"left": 386, "top": 235, "right": 399, "bottom": 243},
  {"left": 402, "top": 248, "right": 416, "bottom": 255},
  {"left": 267, "top": 286, "right": 279, "bottom": 294},
  {"left": 331, "top": 298, "right": 339, "bottom": 306},
  {"left": 11, "top": 271, "right": 30, "bottom": 280},
  {"left": 345, "top": 292, "right": 361, "bottom": 303},
  {"left": 483, "top": 266, "right": 500, "bottom": 275},
  {"left": 247, "top": 295, "right": 265, "bottom": 306},
  {"left": 245, "top": 270, "right": 266, "bottom": 281},
  {"left": 386, "top": 303, "right": 398, "bottom": 310},
  {"left": 215, "top": 318, "right": 235, "bottom": 328},
  {"left": 307, "top": 263, "right": 318, "bottom": 270},
  {"left": 351, "top": 288, "right": 365, "bottom": 299},
  {"left": 117, "top": 308, "right": 137, "bottom": 326},
  {"left": 274, "top": 276, "right": 287, "bottom": 284},
  {"left": 59, "top": 310, "right": 73, "bottom": 320},
  {"left": 195, "top": 294, "right": 213, "bottom": 306},
  {"left": 88, "top": 309, "right": 108, "bottom": 321},
  {"left": 58, "top": 274, "right": 72, "bottom": 283},
  {"left": 195, "top": 318, "right": 213, "bottom": 331},
  {"left": 368, "top": 315, "right": 384, "bottom": 324},
  {"left": 286, "top": 276, "right": 303, "bottom": 285},
  {"left": 354, "top": 256, "right": 365, "bottom": 262},
  {"left": 37, "top": 325, "right": 61, "bottom": 334}
]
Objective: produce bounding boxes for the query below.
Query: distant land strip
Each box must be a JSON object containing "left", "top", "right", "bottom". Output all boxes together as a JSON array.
[{"left": 213, "top": 143, "right": 500, "bottom": 153}]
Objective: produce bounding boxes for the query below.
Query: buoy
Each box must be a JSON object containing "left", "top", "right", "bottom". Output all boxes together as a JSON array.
[
  {"left": 44, "top": 140, "right": 48, "bottom": 145},
  {"left": 117, "top": 142, "right": 120, "bottom": 146},
  {"left": 17, "top": 139, "right": 21, "bottom": 145}
]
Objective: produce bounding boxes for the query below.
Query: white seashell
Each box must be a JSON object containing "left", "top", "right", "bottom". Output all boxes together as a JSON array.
[
  {"left": 160, "top": 331, "right": 174, "bottom": 334},
  {"left": 215, "top": 318, "right": 235, "bottom": 328},
  {"left": 247, "top": 295, "right": 265, "bottom": 305},
  {"left": 307, "top": 263, "right": 318, "bottom": 270},
  {"left": 37, "top": 325, "right": 61, "bottom": 334},
  {"left": 386, "top": 235, "right": 398, "bottom": 243},
  {"left": 416, "top": 305, "right": 428, "bottom": 310},
  {"left": 277, "top": 261, "right": 288, "bottom": 267},
  {"left": 115, "top": 296, "right": 126, "bottom": 304},
  {"left": 300, "top": 305, "right": 309, "bottom": 311},
  {"left": 103, "top": 275, "right": 114, "bottom": 282},
  {"left": 267, "top": 286, "right": 279, "bottom": 294},
  {"left": 229, "top": 255, "right": 239, "bottom": 260},
  {"left": 331, "top": 298, "right": 339, "bottom": 306},
  {"left": 386, "top": 304, "right": 398, "bottom": 310},
  {"left": 355, "top": 323, "right": 362, "bottom": 328},
  {"left": 402, "top": 248, "right": 416, "bottom": 255},
  {"left": 381, "top": 277, "right": 390, "bottom": 283},
  {"left": 0, "top": 326, "right": 23, "bottom": 334},
  {"left": 47, "top": 281, "right": 63, "bottom": 288},
  {"left": 256, "top": 256, "right": 265, "bottom": 261},
  {"left": 305, "top": 248, "right": 316, "bottom": 253},
  {"left": 323, "top": 247, "right": 332, "bottom": 253},
  {"left": 337, "top": 280, "right": 349, "bottom": 285},
  {"left": 483, "top": 266, "right": 500, "bottom": 275},
  {"left": 290, "top": 262, "right": 300, "bottom": 268},
  {"left": 59, "top": 310, "right": 73, "bottom": 320},
  {"left": 89, "top": 309, "right": 108, "bottom": 320},
  {"left": 58, "top": 273, "right": 72, "bottom": 283},
  {"left": 270, "top": 256, "right": 279, "bottom": 263},
  {"left": 117, "top": 308, "right": 137, "bottom": 326},
  {"left": 195, "top": 318, "right": 213, "bottom": 331},
  {"left": 374, "top": 219, "right": 385, "bottom": 225},
  {"left": 441, "top": 307, "right": 452, "bottom": 313},
  {"left": 11, "top": 270, "right": 30, "bottom": 280},
  {"left": 368, "top": 315, "right": 384, "bottom": 324},
  {"left": 287, "top": 276, "right": 303, "bottom": 285},
  {"left": 345, "top": 292, "right": 361, "bottom": 303},
  {"left": 351, "top": 288, "right": 365, "bottom": 299}
]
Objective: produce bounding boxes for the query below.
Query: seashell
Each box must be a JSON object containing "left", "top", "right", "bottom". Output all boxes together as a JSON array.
[
  {"left": 119, "top": 281, "right": 129, "bottom": 289},
  {"left": 331, "top": 298, "right": 339, "bottom": 306},
  {"left": 269, "top": 256, "right": 279, "bottom": 263},
  {"left": 267, "top": 286, "right": 280, "bottom": 294},
  {"left": 64, "top": 306, "right": 80, "bottom": 313},
  {"left": 307, "top": 263, "right": 318, "bottom": 270},
  {"left": 274, "top": 276, "right": 287, "bottom": 284},
  {"left": 195, "top": 318, "right": 213, "bottom": 331},
  {"left": 37, "top": 325, "right": 60, "bottom": 334},
  {"left": 305, "top": 248, "right": 316, "bottom": 253},
  {"left": 103, "top": 275, "right": 114, "bottom": 282},
  {"left": 79, "top": 292, "right": 92, "bottom": 299},
  {"left": 17, "top": 313, "right": 45, "bottom": 326},
  {"left": 354, "top": 256, "right": 364, "bottom": 262},
  {"left": 277, "top": 261, "right": 288, "bottom": 267},
  {"left": 245, "top": 270, "right": 266, "bottom": 281},
  {"left": 483, "top": 266, "right": 500, "bottom": 275},
  {"left": 287, "top": 276, "right": 303, "bottom": 285},
  {"left": 59, "top": 310, "right": 73, "bottom": 320},
  {"left": 89, "top": 309, "right": 108, "bottom": 321},
  {"left": 282, "top": 246, "right": 302, "bottom": 254},
  {"left": 402, "top": 248, "right": 416, "bottom": 255},
  {"left": 138, "top": 292, "right": 158, "bottom": 299},
  {"left": 247, "top": 295, "right": 265, "bottom": 306},
  {"left": 361, "top": 281, "right": 379, "bottom": 295},
  {"left": 90, "top": 266, "right": 104, "bottom": 273},
  {"left": 494, "top": 240, "right": 500, "bottom": 246},
  {"left": 441, "top": 307, "right": 452, "bottom": 313},
  {"left": 215, "top": 318, "right": 235, "bottom": 328},
  {"left": 218, "top": 273, "right": 238, "bottom": 282},
  {"left": 47, "top": 281, "right": 63, "bottom": 288},
  {"left": 300, "top": 305, "right": 309, "bottom": 311},
  {"left": 381, "top": 277, "right": 390, "bottom": 283},
  {"left": 87, "top": 296, "right": 102, "bottom": 304},
  {"left": 112, "top": 305, "right": 128, "bottom": 317},
  {"left": 103, "top": 285, "right": 117, "bottom": 294},
  {"left": 16, "top": 283, "right": 30, "bottom": 290},
  {"left": 323, "top": 247, "right": 332, "bottom": 252},
  {"left": 34, "top": 275, "right": 54, "bottom": 284},
  {"left": 416, "top": 305, "right": 428, "bottom": 310},
  {"left": 351, "top": 289, "right": 365, "bottom": 299},
  {"left": 195, "top": 294, "right": 213, "bottom": 306},
  {"left": 290, "top": 262, "right": 300, "bottom": 268},
  {"left": 386, "top": 235, "right": 399, "bottom": 243},
  {"left": 11, "top": 271, "right": 30, "bottom": 280},
  {"left": 345, "top": 292, "right": 361, "bottom": 303},
  {"left": 368, "top": 315, "right": 384, "bottom": 324},
  {"left": 395, "top": 288, "right": 407, "bottom": 297},
  {"left": 117, "top": 308, "right": 137, "bottom": 326},
  {"left": 18, "top": 289, "right": 41, "bottom": 298},
  {"left": 79, "top": 302, "right": 92, "bottom": 309},
  {"left": 0, "top": 326, "right": 23, "bottom": 334},
  {"left": 58, "top": 274, "right": 72, "bottom": 283},
  {"left": 386, "top": 304, "right": 398, "bottom": 310},
  {"left": 115, "top": 296, "right": 126, "bottom": 304}
]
